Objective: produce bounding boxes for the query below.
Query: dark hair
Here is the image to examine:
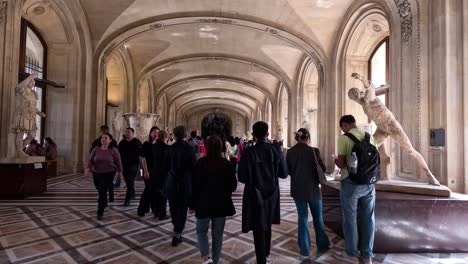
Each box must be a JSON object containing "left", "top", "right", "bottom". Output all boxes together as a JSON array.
[
  {"left": 126, "top": 127, "right": 135, "bottom": 133},
  {"left": 173, "top": 126, "right": 186, "bottom": 141},
  {"left": 44, "top": 137, "right": 56, "bottom": 147},
  {"left": 30, "top": 139, "right": 38, "bottom": 145},
  {"left": 235, "top": 137, "right": 240, "bottom": 145},
  {"left": 190, "top": 130, "right": 197, "bottom": 138},
  {"left": 339, "top": 115, "right": 356, "bottom": 127},
  {"left": 101, "top": 133, "right": 115, "bottom": 148},
  {"left": 253, "top": 121, "right": 268, "bottom": 139},
  {"left": 205, "top": 136, "right": 224, "bottom": 162},
  {"left": 100, "top": 125, "right": 109, "bottom": 133},
  {"left": 227, "top": 136, "right": 235, "bottom": 147},
  {"left": 295, "top": 128, "right": 310, "bottom": 141},
  {"left": 159, "top": 130, "right": 168, "bottom": 141},
  {"left": 148, "top": 126, "right": 160, "bottom": 142}
]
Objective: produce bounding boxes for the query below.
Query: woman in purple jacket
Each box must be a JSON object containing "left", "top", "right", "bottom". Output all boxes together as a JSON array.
[{"left": 86, "top": 133, "right": 123, "bottom": 219}]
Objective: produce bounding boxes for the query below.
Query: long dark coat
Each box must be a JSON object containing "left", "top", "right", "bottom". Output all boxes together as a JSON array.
[
  {"left": 238, "top": 140, "right": 288, "bottom": 232},
  {"left": 163, "top": 141, "right": 196, "bottom": 205}
]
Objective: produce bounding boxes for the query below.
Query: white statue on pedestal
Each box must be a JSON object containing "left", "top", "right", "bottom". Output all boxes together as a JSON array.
[
  {"left": 112, "top": 111, "right": 122, "bottom": 143},
  {"left": 349, "top": 73, "right": 440, "bottom": 186},
  {"left": 11, "top": 74, "right": 45, "bottom": 158}
]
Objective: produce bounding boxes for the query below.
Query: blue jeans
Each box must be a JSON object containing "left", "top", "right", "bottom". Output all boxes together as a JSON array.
[
  {"left": 340, "top": 177, "right": 376, "bottom": 258},
  {"left": 196, "top": 217, "right": 226, "bottom": 264},
  {"left": 294, "top": 199, "right": 330, "bottom": 256}
]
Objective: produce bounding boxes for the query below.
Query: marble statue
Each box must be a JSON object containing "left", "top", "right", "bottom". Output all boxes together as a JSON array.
[
  {"left": 301, "top": 119, "right": 311, "bottom": 132},
  {"left": 275, "top": 121, "right": 283, "bottom": 141},
  {"left": 11, "top": 74, "right": 45, "bottom": 158},
  {"left": 349, "top": 73, "right": 440, "bottom": 186},
  {"left": 112, "top": 111, "right": 122, "bottom": 143}
]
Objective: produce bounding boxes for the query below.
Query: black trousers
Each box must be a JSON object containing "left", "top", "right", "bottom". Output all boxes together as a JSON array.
[
  {"left": 123, "top": 164, "right": 138, "bottom": 202},
  {"left": 169, "top": 200, "right": 188, "bottom": 234},
  {"left": 138, "top": 179, "right": 157, "bottom": 214},
  {"left": 229, "top": 158, "right": 237, "bottom": 176},
  {"left": 92, "top": 171, "right": 115, "bottom": 215},
  {"left": 252, "top": 228, "right": 272, "bottom": 264},
  {"left": 156, "top": 188, "right": 168, "bottom": 217}
]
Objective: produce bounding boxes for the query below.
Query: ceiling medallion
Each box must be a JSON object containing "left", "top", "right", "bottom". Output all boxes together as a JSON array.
[
  {"left": 150, "top": 23, "right": 164, "bottom": 29},
  {"left": 266, "top": 27, "right": 278, "bottom": 35},
  {"left": 33, "top": 6, "right": 46, "bottom": 15},
  {"left": 372, "top": 24, "right": 382, "bottom": 32}
]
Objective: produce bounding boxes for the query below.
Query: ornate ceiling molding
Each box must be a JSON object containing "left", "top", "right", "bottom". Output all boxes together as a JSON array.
[
  {"left": 155, "top": 75, "right": 274, "bottom": 106},
  {"left": 0, "top": 1, "right": 7, "bottom": 25},
  {"left": 98, "top": 16, "right": 326, "bottom": 85},
  {"left": 394, "top": 0, "right": 413, "bottom": 43}
]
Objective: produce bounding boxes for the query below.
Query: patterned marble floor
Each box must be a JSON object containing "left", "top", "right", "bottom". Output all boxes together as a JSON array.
[{"left": 0, "top": 173, "right": 467, "bottom": 264}]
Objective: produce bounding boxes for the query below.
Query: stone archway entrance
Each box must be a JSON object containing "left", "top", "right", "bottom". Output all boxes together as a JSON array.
[{"left": 201, "top": 112, "right": 232, "bottom": 138}]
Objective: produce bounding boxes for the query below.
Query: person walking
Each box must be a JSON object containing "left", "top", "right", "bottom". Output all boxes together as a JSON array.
[
  {"left": 334, "top": 115, "right": 379, "bottom": 264},
  {"left": 153, "top": 130, "right": 170, "bottom": 220},
  {"left": 191, "top": 136, "right": 237, "bottom": 263},
  {"left": 191, "top": 136, "right": 237, "bottom": 264},
  {"left": 90, "top": 125, "right": 118, "bottom": 201},
  {"left": 286, "top": 128, "right": 331, "bottom": 258},
  {"left": 85, "top": 133, "right": 123, "bottom": 220},
  {"left": 118, "top": 127, "right": 142, "bottom": 206},
  {"left": 238, "top": 121, "right": 288, "bottom": 264},
  {"left": 163, "top": 126, "right": 196, "bottom": 246},
  {"left": 137, "top": 126, "right": 159, "bottom": 216}
]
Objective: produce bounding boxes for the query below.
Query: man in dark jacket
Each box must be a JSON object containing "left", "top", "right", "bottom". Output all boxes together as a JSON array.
[
  {"left": 238, "top": 121, "right": 288, "bottom": 264},
  {"left": 118, "top": 127, "right": 142, "bottom": 206},
  {"left": 163, "top": 126, "right": 196, "bottom": 246}
]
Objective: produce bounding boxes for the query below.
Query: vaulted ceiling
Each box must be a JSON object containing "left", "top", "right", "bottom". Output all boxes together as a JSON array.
[{"left": 78, "top": 0, "right": 355, "bottom": 121}]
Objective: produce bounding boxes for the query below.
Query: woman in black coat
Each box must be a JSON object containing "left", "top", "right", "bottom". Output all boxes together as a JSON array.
[
  {"left": 286, "top": 128, "right": 330, "bottom": 257},
  {"left": 191, "top": 136, "right": 237, "bottom": 264}
]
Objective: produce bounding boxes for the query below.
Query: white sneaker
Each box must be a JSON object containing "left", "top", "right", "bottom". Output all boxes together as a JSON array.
[
  {"left": 361, "top": 257, "right": 373, "bottom": 264},
  {"left": 202, "top": 257, "right": 213, "bottom": 264},
  {"left": 266, "top": 255, "right": 272, "bottom": 264},
  {"left": 334, "top": 251, "right": 359, "bottom": 264}
]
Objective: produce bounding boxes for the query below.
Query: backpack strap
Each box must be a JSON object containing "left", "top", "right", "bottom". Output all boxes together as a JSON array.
[
  {"left": 345, "top": 133, "right": 361, "bottom": 144},
  {"left": 363, "top": 132, "right": 371, "bottom": 143}
]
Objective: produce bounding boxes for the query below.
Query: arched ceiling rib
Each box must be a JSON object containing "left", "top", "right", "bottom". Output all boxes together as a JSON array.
[
  {"left": 179, "top": 99, "right": 253, "bottom": 117},
  {"left": 169, "top": 88, "right": 264, "bottom": 109},
  {"left": 163, "top": 77, "right": 269, "bottom": 104},
  {"left": 182, "top": 104, "right": 250, "bottom": 119},
  {"left": 92, "top": 0, "right": 353, "bottom": 56}
]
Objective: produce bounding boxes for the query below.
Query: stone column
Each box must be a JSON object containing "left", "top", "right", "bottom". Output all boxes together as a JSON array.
[{"left": 0, "top": 0, "right": 23, "bottom": 158}]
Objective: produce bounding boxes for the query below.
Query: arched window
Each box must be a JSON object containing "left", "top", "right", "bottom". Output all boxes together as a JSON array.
[
  {"left": 19, "top": 18, "right": 47, "bottom": 142},
  {"left": 368, "top": 37, "right": 389, "bottom": 134},
  {"left": 368, "top": 36, "right": 389, "bottom": 105}
]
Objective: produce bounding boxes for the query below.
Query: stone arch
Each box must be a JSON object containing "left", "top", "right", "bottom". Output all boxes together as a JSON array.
[
  {"left": 3, "top": 0, "right": 93, "bottom": 171},
  {"left": 332, "top": 0, "right": 426, "bottom": 179}
]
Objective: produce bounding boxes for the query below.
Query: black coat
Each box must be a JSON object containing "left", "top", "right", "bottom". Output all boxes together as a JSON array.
[
  {"left": 238, "top": 140, "right": 288, "bottom": 232},
  {"left": 191, "top": 157, "right": 237, "bottom": 219},
  {"left": 286, "top": 143, "right": 326, "bottom": 200},
  {"left": 163, "top": 141, "right": 196, "bottom": 205},
  {"left": 151, "top": 140, "right": 168, "bottom": 188}
]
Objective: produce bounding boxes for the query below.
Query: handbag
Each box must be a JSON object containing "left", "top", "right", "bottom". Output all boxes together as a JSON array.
[{"left": 312, "top": 148, "right": 327, "bottom": 184}]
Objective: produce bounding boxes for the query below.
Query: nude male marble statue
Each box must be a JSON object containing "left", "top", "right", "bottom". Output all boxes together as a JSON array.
[
  {"left": 112, "top": 111, "right": 122, "bottom": 143},
  {"left": 349, "top": 73, "right": 440, "bottom": 186},
  {"left": 11, "top": 74, "right": 45, "bottom": 158}
]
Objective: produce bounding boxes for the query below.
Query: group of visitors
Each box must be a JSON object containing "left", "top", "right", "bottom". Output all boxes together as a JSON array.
[
  {"left": 24, "top": 137, "right": 57, "bottom": 160},
  {"left": 85, "top": 115, "right": 377, "bottom": 264}
]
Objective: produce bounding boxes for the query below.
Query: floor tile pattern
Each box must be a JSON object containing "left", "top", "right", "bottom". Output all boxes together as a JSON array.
[{"left": 0, "top": 173, "right": 467, "bottom": 263}]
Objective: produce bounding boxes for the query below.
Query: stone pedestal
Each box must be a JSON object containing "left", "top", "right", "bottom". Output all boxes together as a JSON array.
[
  {"left": 322, "top": 181, "right": 468, "bottom": 253},
  {"left": 0, "top": 157, "right": 47, "bottom": 199},
  {"left": 123, "top": 113, "right": 160, "bottom": 141}
]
